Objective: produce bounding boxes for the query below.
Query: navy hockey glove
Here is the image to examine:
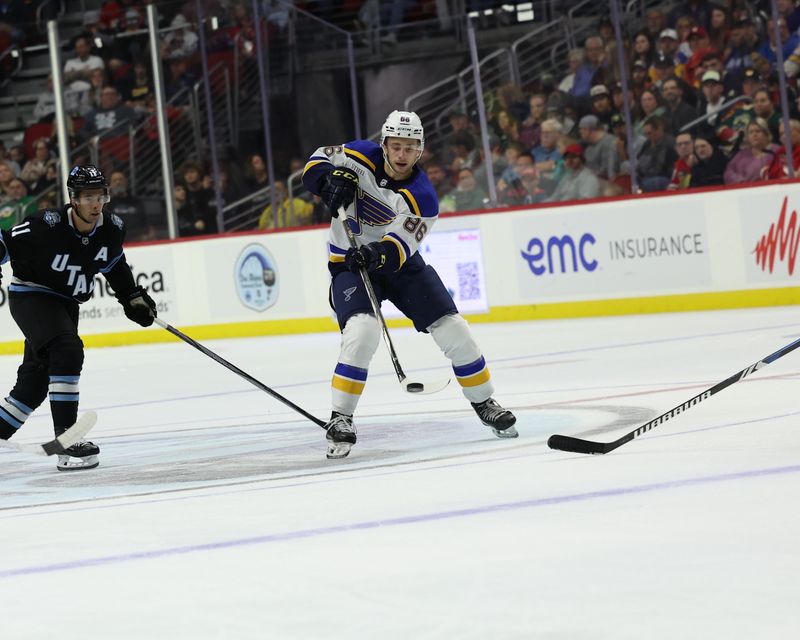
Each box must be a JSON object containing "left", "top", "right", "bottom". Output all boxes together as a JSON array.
[
  {"left": 320, "top": 167, "right": 359, "bottom": 217},
  {"left": 123, "top": 286, "right": 157, "bottom": 327},
  {"left": 345, "top": 242, "right": 387, "bottom": 273}
]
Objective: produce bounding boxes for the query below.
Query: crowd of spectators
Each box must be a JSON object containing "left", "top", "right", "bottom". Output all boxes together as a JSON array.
[
  {"left": 419, "top": 0, "right": 800, "bottom": 213},
  {"left": 5, "top": 0, "right": 800, "bottom": 238}
]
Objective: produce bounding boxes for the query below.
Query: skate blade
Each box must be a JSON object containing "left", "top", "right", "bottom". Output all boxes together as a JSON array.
[
  {"left": 326, "top": 442, "right": 352, "bottom": 459},
  {"left": 56, "top": 454, "right": 99, "bottom": 471},
  {"left": 492, "top": 426, "right": 519, "bottom": 439}
]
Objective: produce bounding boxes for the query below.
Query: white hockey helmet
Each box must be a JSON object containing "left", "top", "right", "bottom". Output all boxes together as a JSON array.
[{"left": 381, "top": 110, "right": 424, "bottom": 152}]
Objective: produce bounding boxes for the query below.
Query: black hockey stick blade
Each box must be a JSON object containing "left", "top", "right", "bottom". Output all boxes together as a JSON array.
[
  {"left": 0, "top": 411, "right": 98, "bottom": 457},
  {"left": 547, "top": 335, "right": 800, "bottom": 455},
  {"left": 547, "top": 434, "right": 614, "bottom": 455}
]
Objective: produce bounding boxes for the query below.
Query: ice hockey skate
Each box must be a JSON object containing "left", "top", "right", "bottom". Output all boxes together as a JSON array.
[
  {"left": 325, "top": 411, "right": 356, "bottom": 459},
  {"left": 56, "top": 438, "right": 99, "bottom": 471},
  {"left": 472, "top": 398, "right": 518, "bottom": 438}
]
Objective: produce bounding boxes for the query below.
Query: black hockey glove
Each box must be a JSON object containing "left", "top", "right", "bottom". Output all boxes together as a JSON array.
[
  {"left": 320, "top": 167, "right": 359, "bottom": 217},
  {"left": 345, "top": 242, "right": 386, "bottom": 273},
  {"left": 123, "top": 286, "right": 157, "bottom": 327}
]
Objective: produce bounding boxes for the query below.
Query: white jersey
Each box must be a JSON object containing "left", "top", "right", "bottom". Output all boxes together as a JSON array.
[{"left": 303, "top": 139, "right": 439, "bottom": 269}]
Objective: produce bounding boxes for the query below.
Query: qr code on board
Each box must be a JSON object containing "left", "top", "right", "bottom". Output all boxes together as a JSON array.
[{"left": 457, "top": 261, "right": 480, "bottom": 300}]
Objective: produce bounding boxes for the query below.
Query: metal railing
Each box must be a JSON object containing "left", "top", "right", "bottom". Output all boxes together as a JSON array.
[{"left": 222, "top": 185, "right": 271, "bottom": 231}]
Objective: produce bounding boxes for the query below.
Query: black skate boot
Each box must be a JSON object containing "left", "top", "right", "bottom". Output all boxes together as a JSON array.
[
  {"left": 325, "top": 411, "right": 356, "bottom": 459},
  {"left": 56, "top": 438, "right": 100, "bottom": 471},
  {"left": 472, "top": 398, "right": 518, "bottom": 438}
]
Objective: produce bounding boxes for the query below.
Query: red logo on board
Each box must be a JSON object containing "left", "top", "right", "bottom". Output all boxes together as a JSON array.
[{"left": 753, "top": 196, "right": 800, "bottom": 275}]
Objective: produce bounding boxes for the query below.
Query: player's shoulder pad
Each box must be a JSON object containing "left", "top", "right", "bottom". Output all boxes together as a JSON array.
[
  {"left": 342, "top": 139, "right": 382, "bottom": 173},
  {"left": 398, "top": 170, "right": 439, "bottom": 219}
]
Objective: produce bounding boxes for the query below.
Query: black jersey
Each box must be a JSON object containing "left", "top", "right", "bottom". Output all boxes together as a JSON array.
[{"left": 0, "top": 206, "right": 137, "bottom": 304}]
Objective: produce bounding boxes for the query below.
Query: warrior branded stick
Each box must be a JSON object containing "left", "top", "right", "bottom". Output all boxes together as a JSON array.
[
  {"left": 0, "top": 411, "right": 97, "bottom": 457},
  {"left": 548, "top": 335, "right": 800, "bottom": 455},
  {"left": 338, "top": 206, "right": 450, "bottom": 395},
  {"left": 155, "top": 318, "right": 327, "bottom": 428}
]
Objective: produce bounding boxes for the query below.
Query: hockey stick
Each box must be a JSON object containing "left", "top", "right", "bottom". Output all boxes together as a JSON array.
[
  {"left": 548, "top": 335, "right": 800, "bottom": 455},
  {"left": 154, "top": 318, "right": 326, "bottom": 428},
  {"left": 338, "top": 206, "right": 450, "bottom": 395},
  {"left": 0, "top": 411, "right": 97, "bottom": 457}
]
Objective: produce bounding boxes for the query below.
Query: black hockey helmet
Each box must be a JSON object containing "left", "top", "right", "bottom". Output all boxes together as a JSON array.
[{"left": 67, "top": 165, "right": 108, "bottom": 198}]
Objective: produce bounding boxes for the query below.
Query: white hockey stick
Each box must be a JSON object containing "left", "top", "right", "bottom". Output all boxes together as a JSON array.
[
  {"left": 338, "top": 206, "right": 450, "bottom": 395},
  {"left": 0, "top": 411, "right": 98, "bottom": 457}
]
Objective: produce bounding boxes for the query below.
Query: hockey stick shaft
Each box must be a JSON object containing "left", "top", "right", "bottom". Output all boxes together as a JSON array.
[
  {"left": 154, "top": 318, "right": 326, "bottom": 428},
  {"left": 338, "top": 208, "right": 407, "bottom": 384},
  {"left": 548, "top": 334, "right": 800, "bottom": 455}
]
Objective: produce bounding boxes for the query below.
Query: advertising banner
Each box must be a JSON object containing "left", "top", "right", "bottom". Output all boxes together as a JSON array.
[
  {"left": 383, "top": 227, "right": 489, "bottom": 317},
  {"left": 740, "top": 191, "right": 800, "bottom": 285},
  {"left": 513, "top": 201, "right": 712, "bottom": 300}
]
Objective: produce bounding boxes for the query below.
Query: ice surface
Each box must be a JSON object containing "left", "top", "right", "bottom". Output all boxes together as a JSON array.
[{"left": 1, "top": 307, "right": 799, "bottom": 639}]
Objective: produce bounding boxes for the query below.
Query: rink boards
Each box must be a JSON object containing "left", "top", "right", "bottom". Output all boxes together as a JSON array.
[{"left": 0, "top": 181, "right": 797, "bottom": 352}]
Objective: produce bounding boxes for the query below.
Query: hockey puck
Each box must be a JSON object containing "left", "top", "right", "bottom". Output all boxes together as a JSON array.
[{"left": 407, "top": 382, "right": 424, "bottom": 393}]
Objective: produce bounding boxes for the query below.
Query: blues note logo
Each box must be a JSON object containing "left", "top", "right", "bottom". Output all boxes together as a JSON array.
[{"left": 355, "top": 191, "right": 395, "bottom": 228}]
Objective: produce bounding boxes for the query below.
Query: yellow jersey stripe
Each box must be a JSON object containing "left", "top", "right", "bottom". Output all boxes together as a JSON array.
[
  {"left": 302, "top": 159, "right": 328, "bottom": 176},
  {"left": 398, "top": 188, "right": 421, "bottom": 216},
  {"left": 344, "top": 148, "right": 376, "bottom": 171},
  {"left": 456, "top": 369, "right": 491, "bottom": 388},
  {"left": 332, "top": 375, "right": 366, "bottom": 395},
  {"left": 329, "top": 254, "right": 345, "bottom": 263},
  {"left": 383, "top": 235, "right": 407, "bottom": 268}
]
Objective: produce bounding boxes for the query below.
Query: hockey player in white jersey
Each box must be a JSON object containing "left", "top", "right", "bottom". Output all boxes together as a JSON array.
[{"left": 302, "top": 110, "right": 516, "bottom": 459}]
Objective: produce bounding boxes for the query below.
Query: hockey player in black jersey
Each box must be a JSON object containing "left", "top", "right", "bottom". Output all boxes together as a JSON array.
[{"left": 0, "top": 165, "right": 157, "bottom": 470}]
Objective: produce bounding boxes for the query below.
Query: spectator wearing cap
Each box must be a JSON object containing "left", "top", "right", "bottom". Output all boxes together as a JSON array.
[
  {"left": 669, "top": 1, "right": 713, "bottom": 32},
  {"left": 559, "top": 48, "right": 585, "bottom": 94},
  {"left": 758, "top": 18, "right": 800, "bottom": 68},
  {"left": 684, "top": 26, "right": 717, "bottom": 87},
  {"left": 662, "top": 77, "right": 699, "bottom": 136},
  {"left": 753, "top": 88, "right": 782, "bottom": 141},
  {"left": 739, "top": 67, "right": 762, "bottom": 98},
  {"left": 530, "top": 119, "right": 563, "bottom": 186},
  {"left": 723, "top": 19, "right": 760, "bottom": 75},
  {"left": 765, "top": 119, "right": 800, "bottom": 180},
  {"left": 589, "top": 84, "right": 617, "bottom": 127},
  {"left": 690, "top": 135, "right": 727, "bottom": 186},
  {"left": 630, "top": 59, "right": 652, "bottom": 104},
  {"left": 724, "top": 118, "right": 780, "bottom": 184},
  {"left": 636, "top": 115, "right": 677, "bottom": 192},
  {"left": 545, "top": 144, "right": 600, "bottom": 202},
  {"left": 571, "top": 36, "right": 607, "bottom": 97},
  {"left": 579, "top": 114, "right": 619, "bottom": 181},
  {"left": 668, "top": 131, "right": 696, "bottom": 189},
  {"left": 657, "top": 29, "right": 682, "bottom": 67},
  {"left": 696, "top": 70, "right": 726, "bottom": 139}
]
